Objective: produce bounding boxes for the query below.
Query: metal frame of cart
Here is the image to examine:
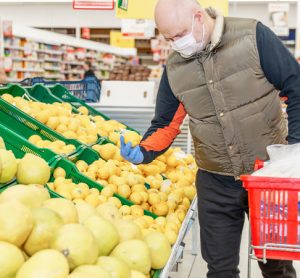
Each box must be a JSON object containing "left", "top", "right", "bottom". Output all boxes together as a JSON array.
[{"left": 247, "top": 224, "right": 300, "bottom": 278}]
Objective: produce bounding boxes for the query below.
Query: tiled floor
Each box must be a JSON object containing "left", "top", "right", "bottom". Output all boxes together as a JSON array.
[{"left": 169, "top": 219, "right": 300, "bottom": 278}]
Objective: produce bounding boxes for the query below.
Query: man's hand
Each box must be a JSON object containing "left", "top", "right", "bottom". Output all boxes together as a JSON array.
[{"left": 120, "top": 136, "right": 144, "bottom": 164}]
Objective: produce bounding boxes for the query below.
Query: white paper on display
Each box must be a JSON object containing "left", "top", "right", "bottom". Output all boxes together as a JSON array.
[{"left": 252, "top": 143, "right": 300, "bottom": 178}]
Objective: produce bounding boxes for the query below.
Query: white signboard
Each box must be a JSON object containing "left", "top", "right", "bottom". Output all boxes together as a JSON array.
[
  {"left": 121, "top": 19, "right": 155, "bottom": 39},
  {"left": 73, "top": 0, "right": 114, "bottom": 10}
]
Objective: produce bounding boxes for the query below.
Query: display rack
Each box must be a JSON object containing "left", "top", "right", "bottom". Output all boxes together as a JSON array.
[{"left": 1, "top": 23, "right": 137, "bottom": 82}]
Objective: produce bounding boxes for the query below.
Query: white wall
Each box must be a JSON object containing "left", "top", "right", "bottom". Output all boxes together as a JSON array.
[
  {"left": 229, "top": 2, "right": 297, "bottom": 28},
  {"left": 0, "top": 2, "right": 121, "bottom": 28},
  {"left": 0, "top": 2, "right": 297, "bottom": 28}
]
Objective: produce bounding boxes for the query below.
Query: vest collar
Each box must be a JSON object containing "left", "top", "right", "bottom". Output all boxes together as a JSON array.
[{"left": 206, "top": 8, "right": 225, "bottom": 52}]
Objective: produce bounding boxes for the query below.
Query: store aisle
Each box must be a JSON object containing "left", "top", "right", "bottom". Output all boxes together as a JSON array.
[{"left": 169, "top": 219, "right": 300, "bottom": 278}]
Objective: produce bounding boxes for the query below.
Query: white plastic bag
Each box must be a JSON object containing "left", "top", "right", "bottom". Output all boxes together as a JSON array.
[{"left": 252, "top": 143, "right": 300, "bottom": 178}]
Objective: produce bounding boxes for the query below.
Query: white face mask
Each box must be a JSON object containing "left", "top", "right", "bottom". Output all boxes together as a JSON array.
[{"left": 171, "top": 15, "right": 206, "bottom": 58}]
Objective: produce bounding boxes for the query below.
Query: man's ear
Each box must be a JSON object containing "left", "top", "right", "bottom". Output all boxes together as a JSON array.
[{"left": 195, "top": 10, "right": 204, "bottom": 24}]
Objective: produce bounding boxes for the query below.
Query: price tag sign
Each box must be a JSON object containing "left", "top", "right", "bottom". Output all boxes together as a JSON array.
[{"left": 73, "top": 0, "right": 114, "bottom": 10}]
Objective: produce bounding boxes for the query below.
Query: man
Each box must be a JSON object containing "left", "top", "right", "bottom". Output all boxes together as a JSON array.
[{"left": 120, "top": 0, "right": 300, "bottom": 277}]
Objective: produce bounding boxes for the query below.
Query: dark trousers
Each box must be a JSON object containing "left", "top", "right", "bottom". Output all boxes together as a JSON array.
[{"left": 196, "top": 170, "right": 297, "bottom": 278}]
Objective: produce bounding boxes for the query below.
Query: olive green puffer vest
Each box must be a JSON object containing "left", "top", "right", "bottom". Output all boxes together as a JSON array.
[{"left": 166, "top": 9, "right": 287, "bottom": 178}]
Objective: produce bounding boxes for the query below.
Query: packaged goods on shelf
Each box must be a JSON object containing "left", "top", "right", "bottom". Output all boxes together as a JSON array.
[{"left": 109, "top": 64, "right": 152, "bottom": 81}]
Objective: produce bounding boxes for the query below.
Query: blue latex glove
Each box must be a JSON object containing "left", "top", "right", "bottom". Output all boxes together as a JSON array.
[{"left": 120, "top": 136, "right": 144, "bottom": 164}]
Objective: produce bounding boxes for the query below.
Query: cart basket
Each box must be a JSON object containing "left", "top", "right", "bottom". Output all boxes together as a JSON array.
[
  {"left": 20, "top": 76, "right": 101, "bottom": 103},
  {"left": 241, "top": 174, "right": 300, "bottom": 261}
]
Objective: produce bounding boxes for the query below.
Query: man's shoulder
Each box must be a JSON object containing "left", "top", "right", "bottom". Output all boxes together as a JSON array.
[{"left": 225, "top": 17, "right": 258, "bottom": 33}]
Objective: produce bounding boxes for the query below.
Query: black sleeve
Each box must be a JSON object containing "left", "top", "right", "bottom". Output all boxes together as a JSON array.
[
  {"left": 139, "top": 68, "right": 186, "bottom": 163},
  {"left": 256, "top": 22, "right": 300, "bottom": 144}
]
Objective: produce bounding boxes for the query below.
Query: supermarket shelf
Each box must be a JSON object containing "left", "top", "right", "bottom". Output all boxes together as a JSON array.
[
  {"left": 12, "top": 23, "right": 137, "bottom": 57},
  {"left": 13, "top": 68, "right": 44, "bottom": 73},
  {"left": 12, "top": 57, "right": 42, "bottom": 62},
  {"left": 36, "top": 49, "right": 63, "bottom": 55},
  {"left": 4, "top": 45, "right": 24, "bottom": 51},
  {"left": 44, "top": 58, "right": 63, "bottom": 63},
  {"left": 95, "top": 66, "right": 112, "bottom": 71},
  {"left": 44, "top": 75, "right": 64, "bottom": 79},
  {"left": 62, "top": 61, "right": 84, "bottom": 66},
  {"left": 63, "top": 70, "right": 84, "bottom": 74},
  {"left": 282, "top": 41, "right": 296, "bottom": 46},
  {"left": 7, "top": 78, "right": 23, "bottom": 83},
  {"left": 44, "top": 66, "right": 62, "bottom": 71}
]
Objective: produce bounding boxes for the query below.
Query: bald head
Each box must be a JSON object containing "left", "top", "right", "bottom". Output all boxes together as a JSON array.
[{"left": 155, "top": 0, "right": 202, "bottom": 39}]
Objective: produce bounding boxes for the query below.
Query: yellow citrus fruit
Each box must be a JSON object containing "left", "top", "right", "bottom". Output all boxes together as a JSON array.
[{"left": 53, "top": 167, "right": 66, "bottom": 179}]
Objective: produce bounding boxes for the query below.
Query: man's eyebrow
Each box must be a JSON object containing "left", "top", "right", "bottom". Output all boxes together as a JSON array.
[{"left": 165, "top": 31, "right": 185, "bottom": 41}]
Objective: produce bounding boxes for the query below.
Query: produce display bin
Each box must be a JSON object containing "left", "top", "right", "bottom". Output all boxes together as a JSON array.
[
  {"left": 0, "top": 122, "right": 58, "bottom": 187},
  {"left": 20, "top": 76, "right": 101, "bottom": 102},
  {"left": 50, "top": 84, "right": 109, "bottom": 119},
  {"left": 49, "top": 157, "right": 157, "bottom": 219},
  {"left": 43, "top": 84, "right": 139, "bottom": 134},
  {"left": 0, "top": 99, "right": 82, "bottom": 158},
  {"left": 24, "top": 84, "right": 109, "bottom": 144},
  {"left": 0, "top": 84, "right": 102, "bottom": 147},
  {"left": 67, "top": 145, "right": 101, "bottom": 164},
  {"left": 0, "top": 123, "right": 57, "bottom": 163}
]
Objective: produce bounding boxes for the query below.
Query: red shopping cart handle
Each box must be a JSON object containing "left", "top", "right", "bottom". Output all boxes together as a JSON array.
[{"left": 254, "top": 159, "right": 265, "bottom": 171}]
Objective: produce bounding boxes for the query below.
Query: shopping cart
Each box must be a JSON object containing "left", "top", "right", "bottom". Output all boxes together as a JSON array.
[
  {"left": 241, "top": 161, "right": 300, "bottom": 278},
  {"left": 19, "top": 76, "right": 101, "bottom": 103}
]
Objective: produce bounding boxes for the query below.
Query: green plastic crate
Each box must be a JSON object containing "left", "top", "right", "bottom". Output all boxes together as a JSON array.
[
  {"left": 0, "top": 123, "right": 58, "bottom": 162},
  {"left": 48, "top": 84, "right": 140, "bottom": 134},
  {"left": 0, "top": 123, "right": 59, "bottom": 187},
  {"left": 0, "top": 85, "right": 100, "bottom": 147},
  {"left": 0, "top": 100, "right": 82, "bottom": 158},
  {"left": 24, "top": 84, "right": 107, "bottom": 144},
  {"left": 25, "top": 84, "right": 79, "bottom": 114},
  {"left": 50, "top": 84, "right": 110, "bottom": 118},
  {"left": 67, "top": 145, "right": 101, "bottom": 164},
  {"left": 49, "top": 157, "right": 156, "bottom": 218},
  {"left": 151, "top": 270, "right": 161, "bottom": 278}
]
